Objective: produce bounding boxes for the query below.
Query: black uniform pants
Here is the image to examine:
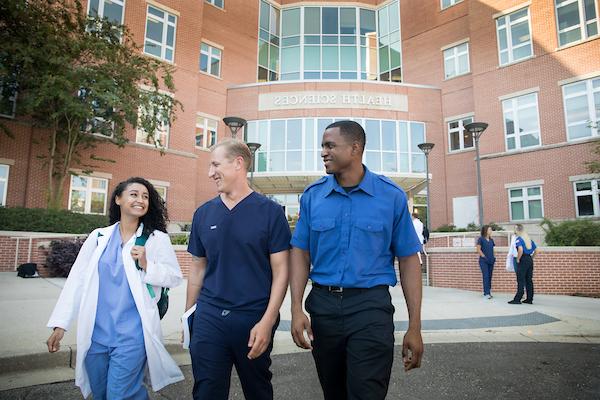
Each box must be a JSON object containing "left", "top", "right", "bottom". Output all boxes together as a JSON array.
[
  {"left": 306, "top": 285, "right": 395, "bottom": 400},
  {"left": 514, "top": 254, "right": 534, "bottom": 302}
]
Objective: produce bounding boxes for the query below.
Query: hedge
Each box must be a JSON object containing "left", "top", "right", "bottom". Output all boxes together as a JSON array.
[
  {"left": 541, "top": 218, "right": 600, "bottom": 246},
  {"left": 0, "top": 207, "right": 109, "bottom": 234}
]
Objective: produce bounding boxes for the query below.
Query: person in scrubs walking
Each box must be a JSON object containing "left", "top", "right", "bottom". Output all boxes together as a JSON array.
[
  {"left": 476, "top": 225, "right": 496, "bottom": 299},
  {"left": 47, "top": 177, "right": 184, "bottom": 399}
]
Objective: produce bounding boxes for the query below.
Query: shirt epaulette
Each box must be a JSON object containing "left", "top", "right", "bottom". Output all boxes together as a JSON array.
[
  {"left": 304, "top": 176, "right": 328, "bottom": 192},
  {"left": 377, "top": 174, "right": 402, "bottom": 191}
]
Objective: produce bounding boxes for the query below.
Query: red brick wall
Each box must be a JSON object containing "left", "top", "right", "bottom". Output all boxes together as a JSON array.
[
  {"left": 428, "top": 247, "right": 600, "bottom": 296},
  {"left": 0, "top": 235, "right": 72, "bottom": 276}
]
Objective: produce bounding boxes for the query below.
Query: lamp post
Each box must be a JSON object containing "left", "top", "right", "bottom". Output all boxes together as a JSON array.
[
  {"left": 246, "top": 142, "right": 261, "bottom": 188},
  {"left": 223, "top": 116, "right": 247, "bottom": 139},
  {"left": 464, "top": 122, "right": 488, "bottom": 227},
  {"left": 417, "top": 142, "right": 435, "bottom": 231}
]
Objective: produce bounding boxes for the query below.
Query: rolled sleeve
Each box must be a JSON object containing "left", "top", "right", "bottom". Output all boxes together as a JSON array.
[{"left": 290, "top": 194, "right": 310, "bottom": 250}]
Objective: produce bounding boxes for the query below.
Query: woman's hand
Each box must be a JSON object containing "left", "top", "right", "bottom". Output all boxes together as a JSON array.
[
  {"left": 47, "top": 328, "right": 65, "bottom": 353},
  {"left": 131, "top": 245, "right": 147, "bottom": 270}
]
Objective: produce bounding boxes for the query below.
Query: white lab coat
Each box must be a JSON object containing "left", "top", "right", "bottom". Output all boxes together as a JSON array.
[
  {"left": 47, "top": 223, "right": 184, "bottom": 398},
  {"left": 506, "top": 235, "right": 518, "bottom": 272}
]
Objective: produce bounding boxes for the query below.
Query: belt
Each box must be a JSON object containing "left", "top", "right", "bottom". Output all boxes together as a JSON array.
[{"left": 312, "top": 282, "right": 387, "bottom": 294}]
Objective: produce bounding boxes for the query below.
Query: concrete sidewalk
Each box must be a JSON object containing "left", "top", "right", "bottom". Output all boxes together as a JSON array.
[{"left": 1, "top": 272, "right": 599, "bottom": 391}]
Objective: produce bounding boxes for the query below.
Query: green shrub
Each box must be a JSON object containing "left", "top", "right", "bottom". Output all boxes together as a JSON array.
[
  {"left": 541, "top": 218, "right": 600, "bottom": 246},
  {"left": 170, "top": 234, "right": 189, "bottom": 245},
  {"left": 0, "top": 207, "right": 108, "bottom": 234},
  {"left": 434, "top": 222, "right": 504, "bottom": 233},
  {"left": 434, "top": 224, "right": 457, "bottom": 232}
]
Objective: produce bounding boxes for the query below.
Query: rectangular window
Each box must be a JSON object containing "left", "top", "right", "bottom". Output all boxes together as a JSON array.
[
  {"left": 136, "top": 100, "right": 170, "bottom": 148},
  {"left": 205, "top": 0, "right": 224, "bottom": 9},
  {"left": 200, "top": 43, "right": 222, "bottom": 77},
  {"left": 555, "top": 0, "right": 598, "bottom": 46},
  {"left": 0, "top": 80, "right": 17, "bottom": 118},
  {"left": 195, "top": 115, "right": 218, "bottom": 148},
  {"left": 87, "top": 0, "right": 125, "bottom": 25},
  {"left": 69, "top": 175, "right": 108, "bottom": 215},
  {"left": 562, "top": 76, "right": 600, "bottom": 140},
  {"left": 509, "top": 186, "right": 544, "bottom": 220},
  {"left": 144, "top": 5, "right": 177, "bottom": 62},
  {"left": 496, "top": 7, "right": 533, "bottom": 65},
  {"left": 0, "top": 164, "right": 9, "bottom": 206},
  {"left": 441, "top": 0, "right": 463, "bottom": 10},
  {"left": 574, "top": 179, "right": 600, "bottom": 217},
  {"left": 155, "top": 185, "right": 167, "bottom": 203},
  {"left": 502, "top": 92, "right": 541, "bottom": 150},
  {"left": 448, "top": 116, "right": 474, "bottom": 152},
  {"left": 443, "top": 42, "right": 470, "bottom": 79}
]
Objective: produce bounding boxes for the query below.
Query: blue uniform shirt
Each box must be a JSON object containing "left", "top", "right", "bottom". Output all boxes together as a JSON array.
[
  {"left": 92, "top": 224, "right": 143, "bottom": 346},
  {"left": 477, "top": 236, "right": 495, "bottom": 263},
  {"left": 516, "top": 236, "right": 537, "bottom": 255},
  {"left": 291, "top": 166, "right": 422, "bottom": 288},
  {"left": 187, "top": 192, "right": 291, "bottom": 312}
]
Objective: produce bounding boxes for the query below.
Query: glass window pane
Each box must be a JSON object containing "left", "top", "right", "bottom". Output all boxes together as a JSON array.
[
  {"left": 305, "top": 7, "right": 320, "bottom": 34},
  {"left": 587, "top": 21, "right": 598, "bottom": 36},
  {"left": 89, "top": 0, "right": 100, "bottom": 17},
  {"left": 304, "top": 119, "right": 315, "bottom": 148},
  {"left": 560, "top": 29, "right": 582, "bottom": 45},
  {"left": 577, "top": 194, "right": 595, "bottom": 216},
  {"left": 510, "top": 188, "right": 522, "bottom": 198},
  {"left": 382, "top": 152, "right": 397, "bottom": 172},
  {"left": 90, "top": 192, "right": 105, "bottom": 214},
  {"left": 340, "top": 46, "right": 357, "bottom": 70},
  {"left": 0, "top": 181, "right": 5, "bottom": 206},
  {"left": 513, "top": 45, "right": 532, "bottom": 60},
  {"left": 566, "top": 95, "right": 590, "bottom": 124},
  {"left": 511, "top": 201, "right": 525, "bottom": 220},
  {"left": 450, "top": 131, "right": 460, "bottom": 150},
  {"left": 269, "top": 44, "right": 279, "bottom": 71},
  {"left": 104, "top": 1, "right": 123, "bottom": 25},
  {"left": 258, "top": 40, "right": 268, "bottom": 67},
  {"left": 259, "top": 1, "right": 270, "bottom": 31},
  {"left": 70, "top": 190, "right": 86, "bottom": 212},
  {"left": 166, "top": 25, "right": 175, "bottom": 47},
  {"left": 304, "top": 46, "right": 320, "bottom": 70},
  {"left": 210, "top": 57, "right": 220, "bottom": 76},
  {"left": 410, "top": 122, "right": 425, "bottom": 152},
  {"left": 378, "top": 6, "right": 389, "bottom": 37},
  {"left": 322, "top": 46, "right": 339, "bottom": 70},
  {"left": 257, "top": 152, "right": 267, "bottom": 172},
  {"left": 365, "top": 120, "right": 380, "bottom": 150},
  {"left": 281, "top": 46, "right": 300, "bottom": 73},
  {"left": 379, "top": 45, "right": 390, "bottom": 73},
  {"left": 360, "top": 9, "right": 376, "bottom": 36},
  {"left": 444, "top": 56, "right": 455, "bottom": 78},
  {"left": 271, "top": 6, "right": 280, "bottom": 35},
  {"left": 458, "top": 54, "right": 469, "bottom": 74},
  {"left": 511, "top": 21, "right": 530, "bottom": 46},
  {"left": 390, "top": 41, "right": 401, "bottom": 69},
  {"left": 528, "top": 199, "right": 543, "bottom": 219},
  {"left": 411, "top": 154, "right": 425, "bottom": 173},
  {"left": 305, "top": 151, "right": 316, "bottom": 171},
  {"left": 510, "top": 8, "right": 528, "bottom": 22},
  {"left": 558, "top": 2, "right": 581, "bottom": 31},
  {"left": 389, "top": 1, "right": 400, "bottom": 32},
  {"left": 584, "top": 0, "right": 597, "bottom": 21},
  {"left": 282, "top": 8, "right": 300, "bottom": 36},
  {"left": 527, "top": 187, "right": 540, "bottom": 196},
  {"left": 287, "top": 119, "right": 302, "bottom": 149},
  {"left": 340, "top": 8, "right": 356, "bottom": 35},
  {"left": 72, "top": 176, "right": 88, "bottom": 188},
  {"left": 0, "top": 165, "right": 8, "bottom": 180},
  {"left": 322, "top": 7, "right": 338, "bottom": 35},
  {"left": 382, "top": 121, "right": 396, "bottom": 149},
  {"left": 576, "top": 181, "right": 592, "bottom": 191},
  {"left": 518, "top": 105, "right": 539, "bottom": 132},
  {"left": 498, "top": 27, "right": 508, "bottom": 50},
  {"left": 399, "top": 154, "right": 409, "bottom": 172},
  {"left": 91, "top": 178, "right": 106, "bottom": 190},
  {"left": 148, "top": 6, "right": 163, "bottom": 18},
  {"left": 146, "top": 18, "right": 163, "bottom": 42},
  {"left": 463, "top": 130, "right": 474, "bottom": 148},
  {"left": 287, "top": 151, "right": 302, "bottom": 171},
  {"left": 366, "top": 151, "right": 381, "bottom": 171},
  {"left": 269, "top": 152, "right": 284, "bottom": 171},
  {"left": 270, "top": 120, "right": 285, "bottom": 150}
]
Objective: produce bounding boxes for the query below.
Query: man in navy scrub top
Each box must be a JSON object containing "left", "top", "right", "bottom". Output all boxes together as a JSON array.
[
  {"left": 186, "top": 139, "right": 291, "bottom": 400},
  {"left": 290, "top": 120, "right": 424, "bottom": 400}
]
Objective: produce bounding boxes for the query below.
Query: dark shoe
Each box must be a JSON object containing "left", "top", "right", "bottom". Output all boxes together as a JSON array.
[
  {"left": 523, "top": 299, "right": 533, "bottom": 304},
  {"left": 508, "top": 300, "right": 521, "bottom": 304}
]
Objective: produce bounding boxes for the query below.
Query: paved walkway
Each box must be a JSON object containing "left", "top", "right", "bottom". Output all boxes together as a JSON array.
[{"left": 1, "top": 272, "right": 599, "bottom": 391}]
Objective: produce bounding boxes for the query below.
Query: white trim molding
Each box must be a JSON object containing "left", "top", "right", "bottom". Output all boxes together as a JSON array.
[
  {"left": 441, "top": 38, "right": 469, "bottom": 51},
  {"left": 504, "top": 179, "right": 544, "bottom": 189},
  {"left": 492, "top": 1, "right": 531, "bottom": 19},
  {"left": 569, "top": 173, "right": 600, "bottom": 182},
  {"left": 558, "top": 71, "right": 600, "bottom": 86},
  {"left": 498, "top": 86, "right": 540, "bottom": 101},
  {"left": 0, "top": 158, "right": 15, "bottom": 166},
  {"left": 148, "top": 179, "right": 170, "bottom": 187}
]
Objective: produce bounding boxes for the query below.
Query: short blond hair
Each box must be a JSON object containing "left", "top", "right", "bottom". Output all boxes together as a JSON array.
[{"left": 211, "top": 139, "right": 252, "bottom": 171}]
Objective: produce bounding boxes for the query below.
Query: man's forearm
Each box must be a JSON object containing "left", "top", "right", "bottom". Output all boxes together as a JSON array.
[
  {"left": 290, "top": 247, "right": 310, "bottom": 313},
  {"left": 398, "top": 254, "right": 422, "bottom": 330},
  {"left": 185, "top": 257, "right": 206, "bottom": 310}
]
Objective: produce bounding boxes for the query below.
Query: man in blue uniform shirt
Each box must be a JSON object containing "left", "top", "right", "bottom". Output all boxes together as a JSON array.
[
  {"left": 186, "top": 139, "right": 291, "bottom": 400},
  {"left": 290, "top": 120, "right": 424, "bottom": 400}
]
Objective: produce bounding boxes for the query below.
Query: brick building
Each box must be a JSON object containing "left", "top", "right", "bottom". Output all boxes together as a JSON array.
[{"left": 1, "top": 0, "right": 599, "bottom": 232}]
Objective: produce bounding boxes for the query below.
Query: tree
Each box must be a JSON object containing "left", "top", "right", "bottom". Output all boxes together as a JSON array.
[{"left": 0, "top": 0, "right": 182, "bottom": 209}]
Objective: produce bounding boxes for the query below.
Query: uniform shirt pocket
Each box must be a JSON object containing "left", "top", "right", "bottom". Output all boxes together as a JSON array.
[{"left": 310, "top": 218, "right": 337, "bottom": 254}]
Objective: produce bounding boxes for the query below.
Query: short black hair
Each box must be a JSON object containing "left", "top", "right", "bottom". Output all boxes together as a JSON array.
[
  {"left": 326, "top": 120, "right": 366, "bottom": 151},
  {"left": 108, "top": 177, "right": 168, "bottom": 235}
]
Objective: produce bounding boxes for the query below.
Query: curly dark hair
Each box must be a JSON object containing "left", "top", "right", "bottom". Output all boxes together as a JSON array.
[{"left": 108, "top": 177, "right": 168, "bottom": 235}]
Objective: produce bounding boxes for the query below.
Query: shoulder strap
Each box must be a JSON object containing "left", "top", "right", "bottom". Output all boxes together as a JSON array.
[{"left": 135, "top": 231, "right": 150, "bottom": 246}]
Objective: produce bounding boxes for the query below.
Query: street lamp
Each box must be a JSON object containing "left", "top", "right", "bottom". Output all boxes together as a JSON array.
[
  {"left": 417, "top": 142, "right": 435, "bottom": 231},
  {"left": 464, "top": 122, "right": 488, "bottom": 227},
  {"left": 246, "top": 142, "right": 261, "bottom": 188},
  {"left": 223, "top": 116, "right": 247, "bottom": 139}
]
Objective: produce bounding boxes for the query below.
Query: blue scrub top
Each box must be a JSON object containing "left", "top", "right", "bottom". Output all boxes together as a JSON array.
[
  {"left": 291, "top": 166, "right": 422, "bottom": 288},
  {"left": 477, "top": 236, "right": 495, "bottom": 263},
  {"left": 92, "top": 224, "right": 143, "bottom": 346},
  {"left": 187, "top": 192, "right": 291, "bottom": 312},
  {"left": 516, "top": 236, "right": 537, "bottom": 255}
]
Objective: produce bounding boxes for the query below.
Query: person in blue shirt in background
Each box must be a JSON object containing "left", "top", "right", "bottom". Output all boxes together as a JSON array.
[
  {"left": 289, "top": 120, "right": 424, "bottom": 400},
  {"left": 186, "top": 139, "right": 291, "bottom": 400},
  {"left": 476, "top": 225, "right": 496, "bottom": 299},
  {"left": 508, "top": 223, "right": 538, "bottom": 305}
]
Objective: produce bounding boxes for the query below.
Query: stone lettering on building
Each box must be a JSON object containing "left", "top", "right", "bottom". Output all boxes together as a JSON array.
[{"left": 259, "top": 91, "right": 408, "bottom": 111}]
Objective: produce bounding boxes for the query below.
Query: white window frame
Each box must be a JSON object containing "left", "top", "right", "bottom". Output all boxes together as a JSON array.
[
  {"left": 447, "top": 116, "right": 474, "bottom": 152},
  {"left": 574, "top": 179, "right": 600, "bottom": 217},
  {"left": 496, "top": 7, "right": 533, "bottom": 66},
  {"left": 155, "top": 185, "right": 167, "bottom": 203},
  {"left": 87, "top": 0, "right": 125, "bottom": 25},
  {"left": 562, "top": 76, "right": 600, "bottom": 141},
  {"left": 509, "top": 185, "right": 544, "bottom": 221},
  {"left": 443, "top": 42, "right": 470, "bottom": 79},
  {"left": 441, "top": 0, "right": 463, "bottom": 10},
  {"left": 195, "top": 115, "right": 218, "bottom": 149},
  {"left": 502, "top": 92, "right": 542, "bottom": 151},
  {"left": 143, "top": 5, "right": 177, "bottom": 62},
  {"left": 0, "top": 164, "right": 9, "bottom": 206},
  {"left": 205, "top": 0, "right": 224, "bottom": 9},
  {"left": 200, "top": 42, "right": 222, "bottom": 77},
  {"left": 555, "top": 0, "right": 599, "bottom": 47},
  {"left": 68, "top": 175, "right": 108, "bottom": 215}
]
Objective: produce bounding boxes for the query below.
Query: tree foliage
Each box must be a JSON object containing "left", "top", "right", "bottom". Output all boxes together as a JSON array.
[
  {"left": 541, "top": 218, "right": 600, "bottom": 246},
  {"left": 0, "top": 0, "right": 182, "bottom": 208}
]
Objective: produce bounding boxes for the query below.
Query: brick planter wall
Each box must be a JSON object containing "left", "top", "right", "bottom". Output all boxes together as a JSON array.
[{"left": 427, "top": 247, "right": 600, "bottom": 296}]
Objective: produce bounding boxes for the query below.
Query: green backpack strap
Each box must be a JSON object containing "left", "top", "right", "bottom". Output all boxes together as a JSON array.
[
  {"left": 133, "top": 229, "right": 169, "bottom": 319},
  {"left": 134, "top": 231, "right": 156, "bottom": 299}
]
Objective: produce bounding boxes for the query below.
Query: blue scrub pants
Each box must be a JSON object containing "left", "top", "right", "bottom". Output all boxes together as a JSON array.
[
  {"left": 478, "top": 258, "right": 494, "bottom": 296},
  {"left": 189, "top": 301, "right": 278, "bottom": 400},
  {"left": 84, "top": 340, "right": 148, "bottom": 400}
]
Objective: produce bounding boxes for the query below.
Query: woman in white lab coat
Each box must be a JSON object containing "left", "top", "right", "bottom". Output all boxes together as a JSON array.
[{"left": 46, "top": 177, "right": 184, "bottom": 399}]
